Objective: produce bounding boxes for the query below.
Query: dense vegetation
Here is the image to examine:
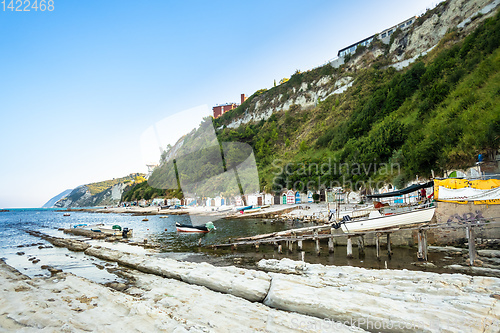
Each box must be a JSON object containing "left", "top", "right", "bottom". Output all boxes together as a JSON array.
[
  {"left": 121, "top": 181, "right": 183, "bottom": 202},
  {"left": 86, "top": 173, "right": 144, "bottom": 195},
  {"left": 214, "top": 11, "right": 500, "bottom": 193},
  {"left": 132, "top": 9, "right": 500, "bottom": 202}
]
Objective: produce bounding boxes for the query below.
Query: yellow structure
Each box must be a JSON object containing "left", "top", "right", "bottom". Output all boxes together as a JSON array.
[{"left": 434, "top": 179, "right": 500, "bottom": 204}]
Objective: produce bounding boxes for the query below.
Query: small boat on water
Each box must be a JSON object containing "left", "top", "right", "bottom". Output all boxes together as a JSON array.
[
  {"left": 175, "top": 221, "right": 216, "bottom": 233},
  {"left": 142, "top": 218, "right": 149, "bottom": 221},
  {"left": 63, "top": 213, "right": 71, "bottom": 216}
]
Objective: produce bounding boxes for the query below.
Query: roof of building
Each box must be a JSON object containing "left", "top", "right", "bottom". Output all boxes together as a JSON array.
[{"left": 337, "top": 34, "right": 375, "bottom": 55}]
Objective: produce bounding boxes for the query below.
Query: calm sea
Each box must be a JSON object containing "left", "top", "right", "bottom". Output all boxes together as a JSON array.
[
  {"left": 0, "top": 209, "right": 293, "bottom": 282},
  {"left": 0, "top": 209, "right": 455, "bottom": 283}
]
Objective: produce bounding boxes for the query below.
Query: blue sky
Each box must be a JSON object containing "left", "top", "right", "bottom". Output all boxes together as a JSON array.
[{"left": 0, "top": 0, "right": 439, "bottom": 208}]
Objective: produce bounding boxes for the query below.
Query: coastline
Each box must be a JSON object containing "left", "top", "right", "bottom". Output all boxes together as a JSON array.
[
  {"left": 1, "top": 231, "right": 499, "bottom": 332},
  {"left": 61, "top": 203, "right": 319, "bottom": 219}
]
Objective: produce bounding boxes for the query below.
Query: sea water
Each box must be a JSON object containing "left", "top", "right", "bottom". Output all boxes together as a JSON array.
[{"left": 0, "top": 209, "right": 455, "bottom": 283}]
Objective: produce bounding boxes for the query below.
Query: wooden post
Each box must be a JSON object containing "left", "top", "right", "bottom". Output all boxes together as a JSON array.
[
  {"left": 357, "top": 235, "right": 365, "bottom": 255},
  {"left": 255, "top": 243, "right": 260, "bottom": 252},
  {"left": 198, "top": 238, "right": 202, "bottom": 247},
  {"left": 328, "top": 237, "right": 334, "bottom": 253},
  {"left": 386, "top": 233, "right": 392, "bottom": 257},
  {"left": 288, "top": 239, "right": 293, "bottom": 252},
  {"left": 376, "top": 233, "right": 380, "bottom": 260},
  {"left": 301, "top": 251, "right": 305, "bottom": 262},
  {"left": 314, "top": 230, "right": 320, "bottom": 256},
  {"left": 297, "top": 239, "right": 303, "bottom": 251},
  {"left": 417, "top": 229, "right": 427, "bottom": 261},
  {"left": 417, "top": 230, "right": 423, "bottom": 260},
  {"left": 468, "top": 226, "right": 476, "bottom": 266},
  {"left": 278, "top": 244, "right": 282, "bottom": 254},
  {"left": 422, "top": 229, "right": 428, "bottom": 261},
  {"left": 347, "top": 236, "right": 353, "bottom": 259},
  {"left": 329, "top": 228, "right": 335, "bottom": 253}
]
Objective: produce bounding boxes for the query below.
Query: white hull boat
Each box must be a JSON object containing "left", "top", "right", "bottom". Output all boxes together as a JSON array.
[
  {"left": 340, "top": 206, "right": 435, "bottom": 233},
  {"left": 73, "top": 223, "right": 133, "bottom": 237}
]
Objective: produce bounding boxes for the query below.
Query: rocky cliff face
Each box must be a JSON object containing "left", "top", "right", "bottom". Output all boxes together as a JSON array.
[
  {"left": 389, "top": 0, "right": 497, "bottom": 62},
  {"left": 54, "top": 183, "right": 128, "bottom": 208},
  {"left": 220, "top": 0, "right": 499, "bottom": 130}
]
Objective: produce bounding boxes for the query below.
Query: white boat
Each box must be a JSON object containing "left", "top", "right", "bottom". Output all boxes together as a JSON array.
[
  {"left": 339, "top": 206, "right": 435, "bottom": 233},
  {"left": 176, "top": 221, "right": 216, "bottom": 233},
  {"left": 73, "top": 223, "right": 133, "bottom": 237}
]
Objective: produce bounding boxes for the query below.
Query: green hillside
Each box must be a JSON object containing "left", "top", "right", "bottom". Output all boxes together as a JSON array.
[
  {"left": 211, "top": 10, "right": 500, "bottom": 193},
  {"left": 143, "top": 7, "right": 500, "bottom": 202},
  {"left": 86, "top": 173, "right": 145, "bottom": 195}
]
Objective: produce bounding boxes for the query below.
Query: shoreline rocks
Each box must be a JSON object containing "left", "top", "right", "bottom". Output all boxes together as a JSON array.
[{"left": 22, "top": 230, "right": 500, "bottom": 332}]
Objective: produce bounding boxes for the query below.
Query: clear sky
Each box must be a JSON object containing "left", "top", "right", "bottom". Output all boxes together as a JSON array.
[{"left": 0, "top": 0, "right": 440, "bottom": 208}]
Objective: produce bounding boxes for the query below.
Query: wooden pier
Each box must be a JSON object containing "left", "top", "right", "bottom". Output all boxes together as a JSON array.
[{"left": 209, "top": 219, "right": 497, "bottom": 263}]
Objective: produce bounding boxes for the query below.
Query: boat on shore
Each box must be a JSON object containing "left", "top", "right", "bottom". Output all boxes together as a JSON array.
[
  {"left": 238, "top": 205, "right": 270, "bottom": 214},
  {"left": 339, "top": 205, "right": 435, "bottom": 233},
  {"left": 175, "top": 221, "right": 216, "bottom": 233},
  {"left": 333, "top": 182, "right": 436, "bottom": 233},
  {"left": 73, "top": 223, "right": 133, "bottom": 237}
]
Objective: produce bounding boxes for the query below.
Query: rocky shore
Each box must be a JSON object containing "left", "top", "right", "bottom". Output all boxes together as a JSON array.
[{"left": 2, "top": 231, "right": 499, "bottom": 332}]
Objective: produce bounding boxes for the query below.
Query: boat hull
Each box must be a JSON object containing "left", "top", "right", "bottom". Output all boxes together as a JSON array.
[
  {"left": 175, "top": 226, "right": 209, "bottom": 233},
  {"left": 74, "top": 224, "right": 133, "bottom": 237},
  {"left": 340, "top": 207, "right": 435, "bottom": 233},
  {"left": 175, "top": 222, "right": 210, "bottom": 233}
]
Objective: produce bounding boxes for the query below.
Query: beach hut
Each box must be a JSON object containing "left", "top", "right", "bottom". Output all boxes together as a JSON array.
[
  {"left": 274, "top": 195, "right": 281, "bottom": 205},
  {"left": 286, "top": 190, "right": 295, "bottom": 205},
  {"left": 264, "top": 193, "right": 274, "bottom": 205},
  {"left": 319, "top": 190, "right": 326, "bottom": 202},
  {"left": 307, "top": 191, "right": 313, "bottom": 203},
  {"left": 152, "top": 198, "right": 164, "bottom": 206},
  {"left": 247, "top": 193, "right": 261, "bottom": 206},
  {"left": 215, "top": 196, "right": 225, "bottom": 207},
  {"left": 295, "top": 191, "right": 301, "bottom": 204}
]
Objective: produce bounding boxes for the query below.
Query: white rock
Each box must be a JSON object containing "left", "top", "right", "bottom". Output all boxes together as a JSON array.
[{"left": 259, "top": 259, "right": 500, "bottom": 333}]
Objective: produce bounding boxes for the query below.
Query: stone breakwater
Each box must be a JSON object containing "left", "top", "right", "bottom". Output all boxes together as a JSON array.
[{"left": 24, "top": 232, "right": 500, "bottom": 332}]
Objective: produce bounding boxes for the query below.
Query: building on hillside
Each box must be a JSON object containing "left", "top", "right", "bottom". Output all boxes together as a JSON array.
[
  {"left": 212, "top": 93, "right": 248, "bottom": 118},
  {"left": 378, "top": 16, "right": 417, "bottom": 42},
  {"left": 338, "top": 35, "right": 375, "bottom": 58},
  {"left": 337, "top": 16, "right": 417, "bottom": 58},
  {"left": 213, "top": 103, "right": 237, "bottom": 118},
  {"left": 240, "top": 93, "right": 247, "bottom": 104}
]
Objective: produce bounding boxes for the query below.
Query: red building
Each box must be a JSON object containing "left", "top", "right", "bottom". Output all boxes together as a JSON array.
[
  {"left": 213, "top": 103, "right": 237, "bottom": 118},
  {"left": 212, "top": 94, "right": 248, "bottom": 118}
]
